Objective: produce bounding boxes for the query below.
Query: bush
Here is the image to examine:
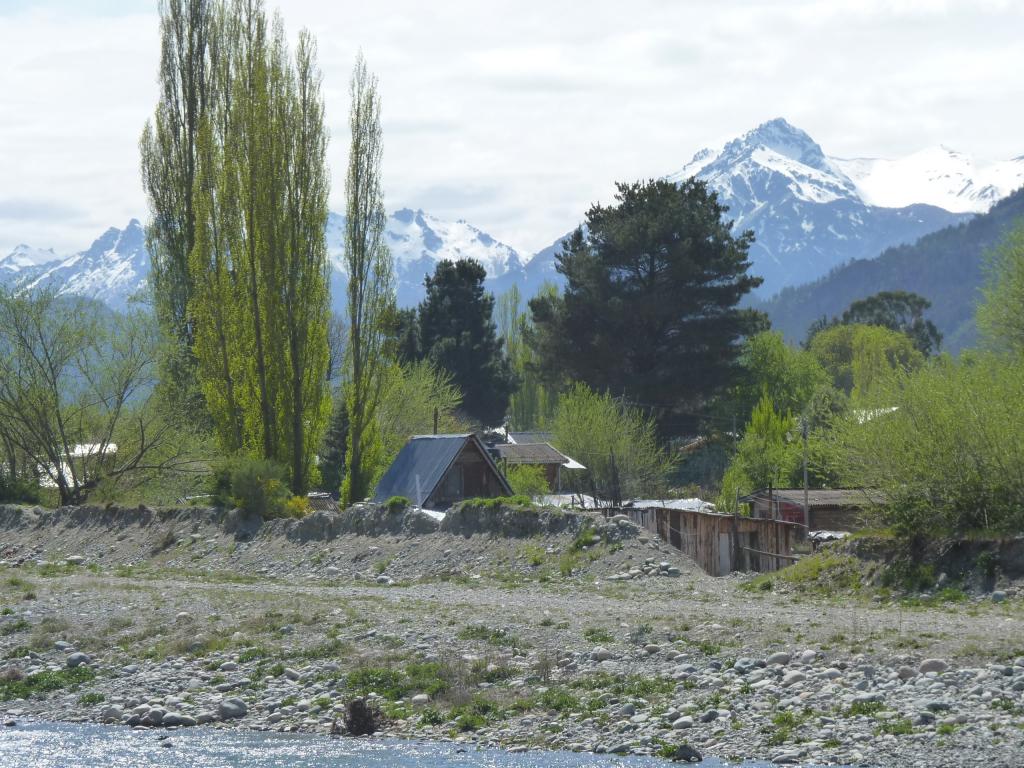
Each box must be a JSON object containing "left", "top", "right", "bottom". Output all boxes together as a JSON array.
[
  {"left": 505, "top": 464, "right": 550, "bottom": 498},
  {"left": 212, "top": 457, "right": 291, "bottom": 519},
  {"left": 385, "top": 495, "right": 409, "bottom": 513},
  {"left": 830, "top": 353, "right": 1024, "bottom": 535},
  {"left": 0, "top": 477, "right": 40, "bottom": 505}
]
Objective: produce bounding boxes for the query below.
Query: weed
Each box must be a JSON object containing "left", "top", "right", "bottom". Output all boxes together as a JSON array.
[
  {"left": 1, "top": 618, "right": 30, "bottom": 636},
  {"left": 78, "top": 692, "right": 105, "bottom": 705},
  {"left": 845, "top": 700, "right": 884, "bottom": 717},
  {"left": 583, "top": 627, "right": 613, "bottom": 643},
  {"left": 876, "top": 718, "right": 913, "bottom": 736}
]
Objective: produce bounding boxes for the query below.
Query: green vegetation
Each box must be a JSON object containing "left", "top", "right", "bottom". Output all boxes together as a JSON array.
[
  {"left": 384, "top": 496, "right": 409, "bottom": 513},
  {"left": 552, "top": 383, "right": 675, "bottom": 503},
  {"left": 743, "top": 552, "right": 864, "bottom": 596},
  {"left": 505, "top": 464, "right": 550, "bottom": 498},
  {"left": 457, "top": 625, "right": 524, "bottom": 648},
  {"left": 876, "top": 717, "right": 914, "bottom": 736},
  {"left": 583, "top": 627, "right": 613, "bottom": 643},
  {"left": 845, "top": 700, "right": 885, "bottom": 717},
  {"left": 0, "top": 666, "right": 96, "bottom": 702}
]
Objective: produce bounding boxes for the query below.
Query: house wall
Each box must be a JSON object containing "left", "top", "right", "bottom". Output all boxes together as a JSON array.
[{"left": 428, "top": 442, "right": 507, "bottom": 508}]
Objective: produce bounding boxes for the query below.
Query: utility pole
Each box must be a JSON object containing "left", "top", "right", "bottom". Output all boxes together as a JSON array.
[{"left": 801, "top": 416, "right": 810, "bottom": 530}]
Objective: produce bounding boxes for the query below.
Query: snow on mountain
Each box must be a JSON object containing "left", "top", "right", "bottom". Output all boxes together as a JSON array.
[
  {"left": 832, "top": 148, "right": 1024, "bottom": 213},
  {"left": 0, "top": 244, "right": 61, "bottom": 273},
  {"left": 1, "top": 210, "right": 525, "bottom": 312},
  {"left": 5, "top": 118, "right": 1021, "bottom": 310},
  {"left": 325, "top": 208, "right": 525, "bottom": 306},
  {"left": 660, "top": 118, "right": 975, "bottom": 293}
]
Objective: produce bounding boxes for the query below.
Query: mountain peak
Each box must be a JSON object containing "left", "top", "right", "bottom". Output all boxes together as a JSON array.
[{"left": 731, "top": 117, "right": 827, "bottom": 168}]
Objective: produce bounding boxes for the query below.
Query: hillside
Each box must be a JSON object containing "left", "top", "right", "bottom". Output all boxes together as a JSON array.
[{"left": 760, "top": 186, "right": 1024, "bottom": 351}]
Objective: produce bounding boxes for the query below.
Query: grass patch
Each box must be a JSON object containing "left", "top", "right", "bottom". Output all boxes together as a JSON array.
[
  {"left": 844, "top": 700, "right": 885, "bottom": 717},
  {"left": 876, "top": 717, "right": 913, "bottom": 736},
  {"left": 457, "top": 625, "right": 525, "bottom": 648},
  {"left": 742, "top": 552, "right": 863, "bottom": 596},
  {"left": 583, "top": 627, "right": 613, "bottom": 643}
]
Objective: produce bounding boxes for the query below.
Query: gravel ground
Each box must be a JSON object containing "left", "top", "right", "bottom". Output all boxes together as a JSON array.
[{"left": 0, "top": 504, "right": 1022, "bottom": 767}]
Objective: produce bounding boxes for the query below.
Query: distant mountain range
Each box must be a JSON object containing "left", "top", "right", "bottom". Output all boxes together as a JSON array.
[
  {"left": 760, "top": 186, "right": 1024, "bottom": 353},
  {"left": 3, "top": 117, "right": 1022, "bottom": 314}
]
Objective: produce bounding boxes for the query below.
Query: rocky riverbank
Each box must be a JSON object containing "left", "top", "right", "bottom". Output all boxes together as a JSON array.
[{"left": 1, "top": 503, "right": 1023, "bottom": 766}]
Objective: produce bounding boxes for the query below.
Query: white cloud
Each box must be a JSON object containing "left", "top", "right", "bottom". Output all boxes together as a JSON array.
[{"left": 0, "top": 0, "right": 1022, "bottom": 258}]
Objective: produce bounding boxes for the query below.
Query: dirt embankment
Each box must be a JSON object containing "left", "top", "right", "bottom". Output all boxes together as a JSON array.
[{"left": 0, "top": 501, "right": 693, "bottom": 584}]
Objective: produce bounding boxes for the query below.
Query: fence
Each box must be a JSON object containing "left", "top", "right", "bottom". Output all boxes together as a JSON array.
[{"left": 611, "top": 506, "right": 802, "bottom": 576}]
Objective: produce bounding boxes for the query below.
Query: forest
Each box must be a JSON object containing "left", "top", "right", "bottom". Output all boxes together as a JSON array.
[{"left": 1, "top": 0, "right": 1024, "bottom": 543}]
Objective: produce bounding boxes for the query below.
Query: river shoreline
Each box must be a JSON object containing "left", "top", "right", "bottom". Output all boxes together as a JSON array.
[{"left": 1, "top": 504, "right": 1023, "bottom": 766}]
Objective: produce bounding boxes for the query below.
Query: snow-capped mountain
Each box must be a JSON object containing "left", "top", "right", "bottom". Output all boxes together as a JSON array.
[
  {"left": 0, "top": 221, "right": 149, "bottom": 310},
  {"left": 0, "top": 209, "right": 526, "bottom": 312},
  {"left": 325, "top": 208, "right": 525, "bottom": 306},
  {"left": 661, "top": 118, "right": 978, "bottom": 293},
  {"left": 5, "top": 118, "right": 1021, "bottom": 310},
  {"left": 832, "top": 148, "right": 1024, "bottom": 213}
]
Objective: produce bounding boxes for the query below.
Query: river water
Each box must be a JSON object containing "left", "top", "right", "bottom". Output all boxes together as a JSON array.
[{"left": 0, "top": 722, "right": 776, "bottom": 768}]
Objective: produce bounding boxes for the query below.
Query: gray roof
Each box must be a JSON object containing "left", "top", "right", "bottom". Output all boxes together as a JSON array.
[
  {"left": 738, "top": 488, "right": 883, "bottom": 508},
  {"left": 495, "top": 442, "right": 569, "bottom": 465},
  {"left": 508, "top": 431, "right": 554, "bottom": 445},
  {"left": 371, "top": 434, "right": 511, "bottom": 504}
]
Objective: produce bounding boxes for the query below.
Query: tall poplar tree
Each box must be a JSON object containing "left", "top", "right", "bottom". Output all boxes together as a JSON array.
[
  {"left": 342, "top": 53, "right": 395, "bottom": 505},
  {"left": 140, "top": 0, "right": 216, "bottom": 420},
  {"left": 185, "top": 0, "right": 330, "bottom": 493}
]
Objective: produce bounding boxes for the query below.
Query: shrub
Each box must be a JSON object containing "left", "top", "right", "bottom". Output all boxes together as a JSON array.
[
  {"left": 0, "top": 477, "right": 40, "bottom": 505},
  {"left": 284, "top": 495, "right": 311, "bottom": 519},
  {"left": 505, "top": 464, "right": 550, "bottom": 498},
  {"left": 212, "top": 457, "right": 291, "bottom": 519},
  {"left": 385, "top": 495, "right": 410, "bottom": 513}
]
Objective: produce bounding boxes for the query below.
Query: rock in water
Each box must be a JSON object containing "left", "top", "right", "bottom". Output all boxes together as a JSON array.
[
  {"left": 672, "top": 744, "right": 703, "bottom": 763},
  {"left": 344, "top": 697, "right": 381, "bottom": 736}
]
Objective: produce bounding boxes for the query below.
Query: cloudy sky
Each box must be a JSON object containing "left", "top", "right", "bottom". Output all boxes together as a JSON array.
[{"left": 1, "top": 0, "right": 1022, "bottom": 258}]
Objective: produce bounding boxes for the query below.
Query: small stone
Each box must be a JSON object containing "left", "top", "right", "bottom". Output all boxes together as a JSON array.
[
  {"left": 283, "top": 667, "right": 301, "bottom": 681},
  {"left": 161, "top": 713, "right": 197, "bottom": 727},
  {"left": 66, "top": 652, "right": 91, "bottom": 669},
  {"left": 699, "top": 709, "right": 718, "bottom": 723},
  {"left": 919, "top": 658, "right": 948, "bottom": 674},
  {"left": 219, "top": 661, "right": 238, "bottom": 671},
  {"left": 590, "top": 647, "right": 614, "bottom": 662},
  {"left": 65, "top": 556, "right": 86, "bottom": 566},
  {"left": 671, "top": 716, "right": 694, "bottom": 729},
  {"left": 218, "top": 698, "right": 248, "bottom": 720},
  {"left": 992, "top": 591, "right": 1007, "bottom": 603},
  {"left": 766, "top": 651, "right": 791, "bottom": 666},
  {"left": 798, "top": 649, "right": 817, "bottom": 664},
  {"left": 411, "top": 693, "right": 429, "bottom": 706},
  {"left": 617, "top": 703, "right": 637, "bottom": 717},
  {"left": 781, "top": 670, "right": 806, "bottom": 687},
  {"left": 643, "top": 644, "right": 661, "bottom": 655},
  {"left": 99, "top": 705, "right": 123, "bottom": 722}
]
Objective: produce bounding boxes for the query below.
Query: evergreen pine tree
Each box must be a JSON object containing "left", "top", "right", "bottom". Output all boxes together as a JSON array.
[{"left": 418, "top": 259, "right": 517, "bottom": 427}]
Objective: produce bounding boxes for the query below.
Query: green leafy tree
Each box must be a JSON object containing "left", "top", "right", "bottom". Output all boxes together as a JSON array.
[
  {"left": 529, "top": 179, "right": 765, "bottom": 436},
  {"left": 729, "top": 331, "right": 830, "bottom": 423},
  {"left": 505, "top": 464, "right": 550, "bottom": 498},
  {"left": 417, "top": 259, "right": 517, "bottom": 427},
  {"left": 717, "top": 394, "right": 801, "bottom": 512},
  {"left": 829, "top": 353, "right": 1024, "bottom": 535},
  {"left": 317, "top": 393, "right": 349, "bottom": 495},
  {"left": 840, "top": 291, "right": 942, "bottom": 356},
  {"left": 496, "top": 284, "right": 559, "bottom": 431},
  {"left": 0, "top": 290, "right": 200, "bottom": 505},
  {"left": 188, "top": 3, "right": 331, "bottom": 494},
  {"left": 808, "top": 323, "right": 923, "bottom": 401},
  {"left": 342, "top": 52, "right": 395, "bottom": 504},
  {"left": 552, "top": 383, "right": 675, "bottom": 502},
  {"left": 977, "top": 224, "right": 1024, "bottom": 354},
  {"left": 374, "top": 360, "right": 465, "bottom": 475}
]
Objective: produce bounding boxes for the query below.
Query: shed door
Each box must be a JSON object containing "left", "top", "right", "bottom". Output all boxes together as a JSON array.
[{"left": 718, "top": 533, "right": 732, "bottom": 576}]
